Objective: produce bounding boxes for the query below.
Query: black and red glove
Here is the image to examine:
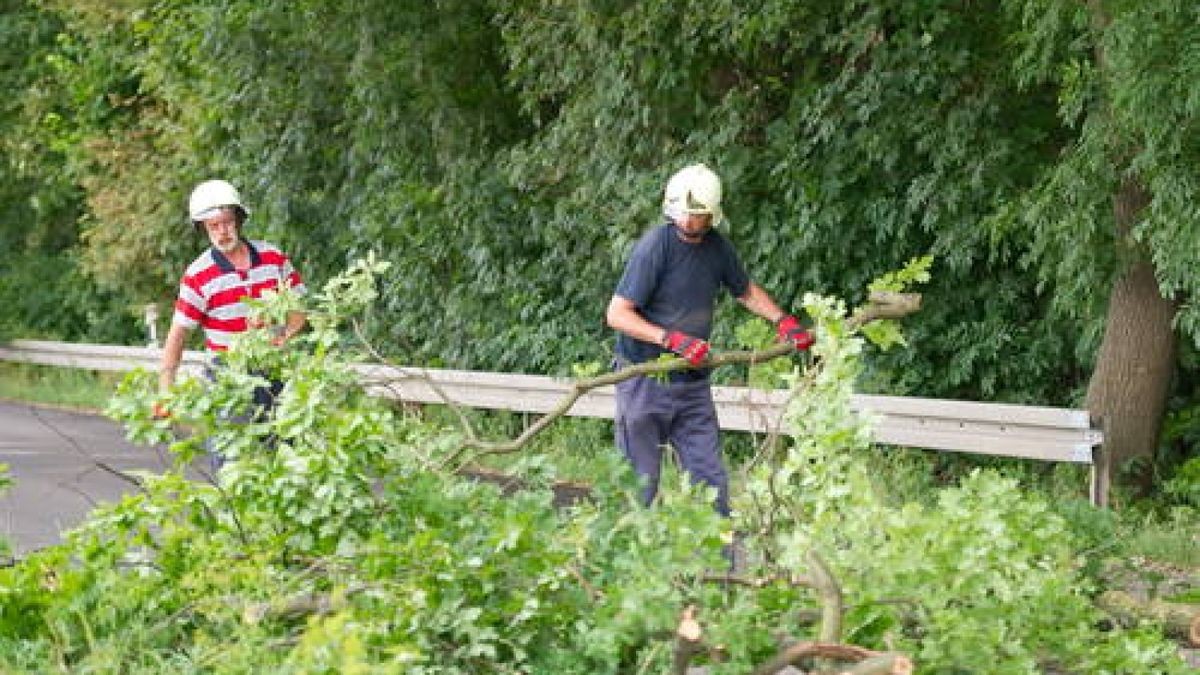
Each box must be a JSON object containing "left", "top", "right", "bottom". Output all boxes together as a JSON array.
[
  {"left": 663, "top": 330, "right": 711, "bottom": 366},
  {"left": 776, "top": 314, "right": 814, "bottom": 352}
]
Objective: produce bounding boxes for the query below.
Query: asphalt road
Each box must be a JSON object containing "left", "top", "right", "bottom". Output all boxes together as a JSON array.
[{"left": 0, "top": 400, "right": 176, "bottom": 557}]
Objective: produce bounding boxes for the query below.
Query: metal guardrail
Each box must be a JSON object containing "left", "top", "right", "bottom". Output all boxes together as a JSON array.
[{"left": 0, "top": 339, "right": 1108, "bottom": 505}]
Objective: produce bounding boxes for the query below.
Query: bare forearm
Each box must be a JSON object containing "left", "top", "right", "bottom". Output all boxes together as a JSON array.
[
  {"left": 606, "top": 296, "right": 668, "bottom": 347},
  {"left": 738, "top": 282, "right": 786, "bottom": 323},
  {"left": 159, "top": 324, "right": 188, "bottom": 392}
]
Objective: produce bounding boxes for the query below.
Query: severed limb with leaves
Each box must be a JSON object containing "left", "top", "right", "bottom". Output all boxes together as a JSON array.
[
  {"left": 338, "top": 264, "right": 926, "bottom": 670},
  {"left": 430, "top": 290, "right": 921, "bottom": 469},
  {"left": 682, "top": 549, "right": 915, "bottom": 674}
]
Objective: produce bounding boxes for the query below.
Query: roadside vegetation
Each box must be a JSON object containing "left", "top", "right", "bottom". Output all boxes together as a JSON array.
[
  {"left": 2, "top": 1, "right": 1198, "bottom": 670},
  {"left": 1, "top": 260, "right": 1195, "bottom": 672},
  {"left": 0, "top": 363, "right": 120, "bottom": 412}
]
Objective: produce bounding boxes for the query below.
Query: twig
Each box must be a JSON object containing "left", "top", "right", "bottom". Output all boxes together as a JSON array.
[
  {"left": 566, "top": 563, "right": 602, "bottom": 603},
  {"left": 698, "top": 572, "right": 816, "bottom": 589},
  {"left": 350, "top": 318, "right": 482, "bottom": 449}
]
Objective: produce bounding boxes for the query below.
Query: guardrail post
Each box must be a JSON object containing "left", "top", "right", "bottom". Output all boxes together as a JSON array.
[
  {"left": 143, "top": 304, "right": 160, "bottom": 348},
  {"left": 1089, "top": 416, "right": 1110, "bottom": 509}
]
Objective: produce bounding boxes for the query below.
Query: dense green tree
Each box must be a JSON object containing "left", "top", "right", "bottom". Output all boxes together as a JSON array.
[
  {"left": 5, "top": 0, "right": 1198, "bottom": 489},
  {"left": 491, "top": 0, "right": 1080, "bottom": 397},
  {"left": 0, "top": 1, "right": 136, "bottom": 342},
  {"left": 998, "top": 0, "right": 1200, "bottom": 485}
]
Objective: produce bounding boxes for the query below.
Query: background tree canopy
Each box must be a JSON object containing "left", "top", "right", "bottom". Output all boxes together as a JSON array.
[{"left": 2, "top": 0, "right": 1198, "bottom": 486}]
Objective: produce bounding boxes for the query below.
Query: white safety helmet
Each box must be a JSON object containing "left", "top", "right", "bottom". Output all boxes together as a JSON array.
[
  {"left": 188, "top": 179, "right": 249, "bottom": 223},
  {"left": 662, "top": 163, "right": 724, "bottom": 227}
]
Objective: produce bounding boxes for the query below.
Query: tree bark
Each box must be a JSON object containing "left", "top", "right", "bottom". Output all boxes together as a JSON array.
[{"left": 1084, "top": 177, "right": 1177, "bottom": 494}]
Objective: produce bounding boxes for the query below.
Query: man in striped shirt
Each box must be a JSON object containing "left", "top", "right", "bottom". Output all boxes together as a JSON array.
[{"left": 156, "top": 179, "right": 306, "bottom": 416}]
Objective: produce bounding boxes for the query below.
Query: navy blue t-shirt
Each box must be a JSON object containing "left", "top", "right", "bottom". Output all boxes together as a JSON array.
[{"left": 614, "top": 223, "right": 750, "bottom": 366}]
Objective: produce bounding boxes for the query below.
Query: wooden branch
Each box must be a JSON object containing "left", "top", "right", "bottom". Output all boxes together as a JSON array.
[
  {"left": 456, "top": 465, "right": 593, "bottom": 507},
  {"left": 698, "top": 572, "right": 816, "bottom": 589},
  {"left": 671, "top": 605, "right": 705, "bottom": 675},
  {"left": 454, "top": 292, "right": 921, "bottom": 461},
  {"left": 1097, "top": 590, "right": 1200, "bottom": 645},
  {"left": 566, "top": 563, "right": 602, "bottom": 604},
  {"left": 351, "top": 318, "right": 482, "bottom": 445},
  {"left": 241, "top": 582, "right": 371, "bottom": 625},
  {"left": 806, "top": 549, "right": 844, "bottom": 645},
  {"left": 844, "top": 653, "right": 916, "bottom": 675},
  {"left": 751, "top": 641, "right": 912, "bottom": 675}
]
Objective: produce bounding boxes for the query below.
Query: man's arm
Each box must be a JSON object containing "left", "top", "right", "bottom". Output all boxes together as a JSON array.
[
  {"left": 736, "top": 282, "right": 787, "bottom": 324},
  {"left": 607, "top": 295, "right": 713, "bottom": 365},
  {"left": 159, "top": 323, "right": 190, "bottom": 393},
  {"left": 739, "top": 282, "right": 815, "bottom": 352},
  {"left": 606, "top": 295, "right": 669, "bottom": 348},
  {"left": 153, "top": 323, "right": 190, "bottom": 417}
]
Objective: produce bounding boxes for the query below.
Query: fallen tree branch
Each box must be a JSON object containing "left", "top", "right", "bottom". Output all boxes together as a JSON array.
[
  {"left": 457, "top": 464, "right": 593, "bottom": 507},
  {"left": 448, "top": 292, "right": 921, "bottom": 463},
  {"left": 799, "top": 549, "right": 844, "bottom": 645},
  {"left": 698, "top": 571, "right": 817, "bottom": 589},
  {"left": 1097, "top": 590, "right": 1200, "bottom": 646},
  {"left": 241, "top": 582, "right": 372, "bottom": 625},
  {"left": 750, "top": 641, "right": 913, "bottom": 675},
  {"left": 352, "top": 318, "right": 482, "bottom": 449}
]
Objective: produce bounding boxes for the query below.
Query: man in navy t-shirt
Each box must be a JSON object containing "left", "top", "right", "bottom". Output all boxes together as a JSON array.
[{"left": 606, "top": 164, "right": 814, "bottom": 515}]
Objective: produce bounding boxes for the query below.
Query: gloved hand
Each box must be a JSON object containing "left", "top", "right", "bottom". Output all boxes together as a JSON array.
[
  {"left": 776, "top": 314, "right": 814, "bottom": 352},
  {"left": 664, "top": 330, "right": 711, "bottom": 366}
]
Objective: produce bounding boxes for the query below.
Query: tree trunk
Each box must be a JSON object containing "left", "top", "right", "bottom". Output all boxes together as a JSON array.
[{"left": 1085, "top": 178, "right": 1177, "bottom": 495}]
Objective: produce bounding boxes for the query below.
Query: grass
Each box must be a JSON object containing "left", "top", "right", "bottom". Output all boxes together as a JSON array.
[
  {"left": 1120, "top": 509, "right": 1200, "bottom": 568},
  {"left": 0, "top": 362, "right": 122, "bottom": 411}
]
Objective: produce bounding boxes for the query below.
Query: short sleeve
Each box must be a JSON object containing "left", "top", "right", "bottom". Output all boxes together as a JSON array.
[
  {"left": 720, "top": 238, "right": 750, "bottom": 298},
  {"left": 172, "top": 275, "right": 206, "bottom": 328},
  {"left": 614, "top": 234, "right": 663, "bottom": 306}
]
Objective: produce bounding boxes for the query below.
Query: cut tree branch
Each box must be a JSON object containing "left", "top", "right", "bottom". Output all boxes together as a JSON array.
[
  {"left": 671, "top": 605, "right": 705, "bottom": 675},
  {"left": 751, "top": 642, "right": 913, "bottom": 675},
  {"left": 1097, "top": 590, "right": 1200, "bottom": 646},
  {"left": 448, "top": 292, "right": 920, "bottom": 463},
  {"left": 241, "top": 582, "right": 372, "bottom": 625}
]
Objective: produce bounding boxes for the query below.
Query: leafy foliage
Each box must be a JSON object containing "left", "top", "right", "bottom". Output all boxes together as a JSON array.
[
  {"left": 0, "top": 2, "right": 139, "bottom": 343},
  {"left": 0, "top": 260, "right": 1189, "bottom": 673},
  {"left": 4, "top": 0, "right": 1093, "bottom": 403}
]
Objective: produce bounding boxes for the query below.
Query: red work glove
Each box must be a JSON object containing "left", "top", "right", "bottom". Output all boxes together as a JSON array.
[
  {"left": 776, "top": 314, "right": 814, "bottom": 352},
  {"left": 664, "top": 330, "right": 711, "bottom": 366}
]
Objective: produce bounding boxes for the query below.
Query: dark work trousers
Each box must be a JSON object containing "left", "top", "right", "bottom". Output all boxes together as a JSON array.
[
  {"left": 614, "top": 374, "right": 730, "bottom": 516},
  {"left": 203, "top": 364, "right": 283, "bottom": 472}
]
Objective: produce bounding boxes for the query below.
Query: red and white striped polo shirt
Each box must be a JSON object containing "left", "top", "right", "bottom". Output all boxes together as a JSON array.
[{"left": 172, "top": 240, "right": 306, "bottom": 351}]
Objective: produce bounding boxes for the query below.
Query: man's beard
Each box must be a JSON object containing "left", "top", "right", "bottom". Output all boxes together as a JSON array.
[{"left": 675, "top": 224, "right": 710, "bottom": 243}]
